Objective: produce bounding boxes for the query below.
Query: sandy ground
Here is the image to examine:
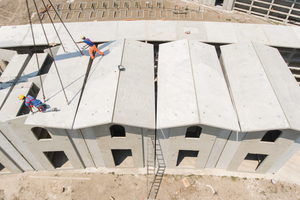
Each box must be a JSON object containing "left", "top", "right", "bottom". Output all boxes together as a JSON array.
[
  {"left": 0, "top": 169, "right": 299, "bottom": 200},
  {"left": 0, "top": 0, "right": 276, "bottom": 26}
]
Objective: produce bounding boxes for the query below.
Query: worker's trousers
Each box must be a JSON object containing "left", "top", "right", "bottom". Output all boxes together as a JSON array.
[{"left": 89, "top": 45, "right": 103, "bottom": 59}]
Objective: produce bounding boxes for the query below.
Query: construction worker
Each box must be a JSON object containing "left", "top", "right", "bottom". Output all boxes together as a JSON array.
[
  {"left": 19, "top": 95, "right": 46, "bottom": 114},
  {"left": 77, "top": 36, "right": 104, "bottom": 59}
]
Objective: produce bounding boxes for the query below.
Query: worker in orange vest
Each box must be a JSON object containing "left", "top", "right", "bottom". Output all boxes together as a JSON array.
[{"left": 77, "top": 36, "right": 104, "bottom": 59}]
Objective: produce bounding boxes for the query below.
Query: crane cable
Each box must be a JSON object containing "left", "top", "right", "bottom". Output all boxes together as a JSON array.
[
  {"left": 25, "top": 0, "right": 46, "bottom": 103},
  {"left": 40, "top": 0, "right": 66, "bottom": 53},
  {"left": 47, "top": 0, "right": 84, "bottom": 55},
  {"left": 32, "top": 0, "right": 69, "bottom": 105}
]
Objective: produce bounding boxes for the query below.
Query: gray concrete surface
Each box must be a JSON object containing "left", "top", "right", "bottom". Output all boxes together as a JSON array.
[{"left": 2, "top": 21, "right": 300, "bottom": 48}]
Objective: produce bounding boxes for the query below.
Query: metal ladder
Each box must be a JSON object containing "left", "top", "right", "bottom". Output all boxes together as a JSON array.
[
  {"left": 147, "top": 129, "right": 156, "bottom": 200},
  {"left": 146, "top": 129, "right": 166, "bottom": 200}
]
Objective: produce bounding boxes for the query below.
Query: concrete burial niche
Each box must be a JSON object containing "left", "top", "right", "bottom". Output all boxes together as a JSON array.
[
  {"left": 220, "top": 41, "right": 300, "bottom": 173},
  {"left": 73, "top": 39, "right": 155, "bottom": 168},
  {"left": 157, "top": 39, "right": 240, "bottom": 169}
]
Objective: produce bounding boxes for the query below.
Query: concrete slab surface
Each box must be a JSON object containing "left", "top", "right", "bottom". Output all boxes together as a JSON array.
[
  {"left": 176, "top": 21, "right": 207, "bottom": 41},
  {"left": 25, "top": 44, "right": 90, "bottom": 129},
  {"left": 189, "top": 40, "right": 239, "bottom": 131},
  {"left": 146, "top": 21, "right": 177, "bottom": 41},
  {"left": 0, "top": 83, "right": 13, "bottom": 110},
  {"left": 63, "top": 21, "right": 118, "bottom": 44},
  {"left": 253, "top": 42, "right": 300, "bottom": 131},
  {"left": 204, "top": 22, "right": 238, "bottom": 44},
  {"left": 157, "top": 40, "right": 199, "bottom": 129},
  {"left": 0, "top": 25, "right": 30, "bottom": 47},
  {"left": 0, "top": 54, "right": 30, "bottom": 79},
  {"left": 1, "top": 21, "right": 300, "bottom": 48},
  {"left": 0, "top": 82, "right": 32, "bottom": 122},
  {"left": 233, "top": 24, "right": 270, "bottom": 44},
  {"left": 21, "top": 23, "right": 61, "bottom": 46},
  {"left": 262, "top": 25, "right": 300, "bottom": 48},
  {"left": 73, "top": 40, "right": 123, "bottom": 129},
  {"left": 117, "top": 21, "right": 146, "bottom": 40},
  {"left": 220, "top": 42, "right": 290, "bottom": 132},
  {"left": 113, "top": 40, "right": 155, "bottom": 129},
  {"left": 20, "top": 53, "right": 48, "bottom": 80}
]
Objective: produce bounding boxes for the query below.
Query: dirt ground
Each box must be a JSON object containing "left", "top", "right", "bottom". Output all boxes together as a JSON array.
[
  {"left": 0, "top": 0, "right": 276, "bottom": 27},
  {"left": 0, "top": 169, "right": 299, "bottom": 200}
]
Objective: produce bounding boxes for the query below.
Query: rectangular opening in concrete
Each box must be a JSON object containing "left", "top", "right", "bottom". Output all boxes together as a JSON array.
[
  {"left": 176, "top": 150, "right": 198, "bottom": 167},
  {"left": 113, "top": 1, "right": 120, "bottom": 8},
  {"left": 110, "top": 125, "right": 126, "bottom": 137},
  {"left": 185, "top": 126, "right": 202, "bottom": 138},
  {"left": 238, "top": 153, "right": 268, "bottom": 172},
  {"left": 102, "top": 1, "right": 109, "bottom": 8},
  {"left": 160, "top": 10, "right": 167, "bottom": 18},
  {"left": 67, "top": 3, "right": 76, "bottom": 10},
  {"left": 261, "top": 130, "right": 282, "bottom": 143},
  {"left": 0, "top": 163, "right": 9, "bottom": 173},
  {"left": 112, "top": 149, "right": 133, "bottom": 167},
  {"left": 114, "top": 10, "right": 121, "bottom": 18},
  {"left": 78, "top": 11, "right": 86, "bottom": 19},
  {"left": 56, "top": 3, "right": 64, "bottom": 10},
  {"left": 149, "top": 10, "right": 156, "bottom": 18},
  {"left": 157, "top": 1, "right": 163, "bottom": 8},
  {"left": 102, "top": 10, "right": 109, "bottom": 18},
  {"left": 137, "top": 10, "right": 144, "bottom": 18},
  {"left": 125, "top": 10, "right": 132, "bottom": 18},
  {"left": 32, "top": 127, "right": 52, "bottom": 140},
  {"left": 124, "top": 1, "right": 131, "bottom": 8},
  {"left": 79, "top": 2, "right": 87, "bottom": 9},
  {"left": 134, "top": 1, "right": 141, "bottom": 8},
  {"left": 44, "top": 151, "right": 72, "bottom": 169},
  {"left": 65, "top": 12, "right": 74, "bottom": 20},
  {"left": 145, "top": 1, "right": 152, "bottom": 8},
  {"left": 90, "top": 11, "right": 98, "bottom": 19},
  {"left": 91, "top": 2, "right": 98, "bottom": 9}
]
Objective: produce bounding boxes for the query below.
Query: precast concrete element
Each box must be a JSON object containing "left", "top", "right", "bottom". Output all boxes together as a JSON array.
[
  {"left": 0, "top": 82, "right": 43, "bottom": 172},
  {"left": 220, "top": 42, "right": 300, "bottom": 173},
  {"left": 0, "top": 49, "right": 17, "bottom": 62},
  {"left": 80, "top": 125, "right": 145, "bottom": 168},
  {"left": 157, "top": 39, "right": 239, "bottom": 169},
  {"left": 2, "top": 21, "right": 300, "bottom": 48},
  {"left": 73, "top": 39, "right": 155, "bottom": 129},
  {"left": 18, "top": 53, "right": 49, "bottom": 83},
  {"left": 162, "top": 125, "right": 231, "bottom": 168},
  {"left": 0, "top": 130, "right": 27, "bottom": 173},
  {"left": 72, "top": 39, "right": 154, "bottom": 168},
  {"left": 157, "top": 39, "right": 239, "bottom": 131},
  {"left": 9, "top": 125, "right": 85, "bottom": 170},
  {"left": 0, "top": 54, "right": 31, "bottom": 84},
  {"left": 227, "top": 130, "right": 300, "bottom": 173},
  {"left": 25, "top": 44, "right": 90, "bottom": 129}
]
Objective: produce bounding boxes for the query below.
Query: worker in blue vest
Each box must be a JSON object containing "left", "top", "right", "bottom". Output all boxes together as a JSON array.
[
  {"left": 19, "top": 95, "right": 45, "bottom": 114},
  {"left": 77, "top": 36, "right": 104, "bottom": 59}
]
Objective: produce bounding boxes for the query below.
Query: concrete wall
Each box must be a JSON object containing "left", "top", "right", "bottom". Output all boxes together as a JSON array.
[
  {"left": 227, "top": 129, "right": 300, "bottom": 173},
  {"left": 7, "top": 116, "right": 84, "bottom": 170},
  {"left": 158, "top": 125, "right": 230, "bottom": 169},
  {"left": 0, "top": 130, "right": 27, "bottom": 173},
  {"left": 80, "top": 124, "right": 145, "bottom": 168}
]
